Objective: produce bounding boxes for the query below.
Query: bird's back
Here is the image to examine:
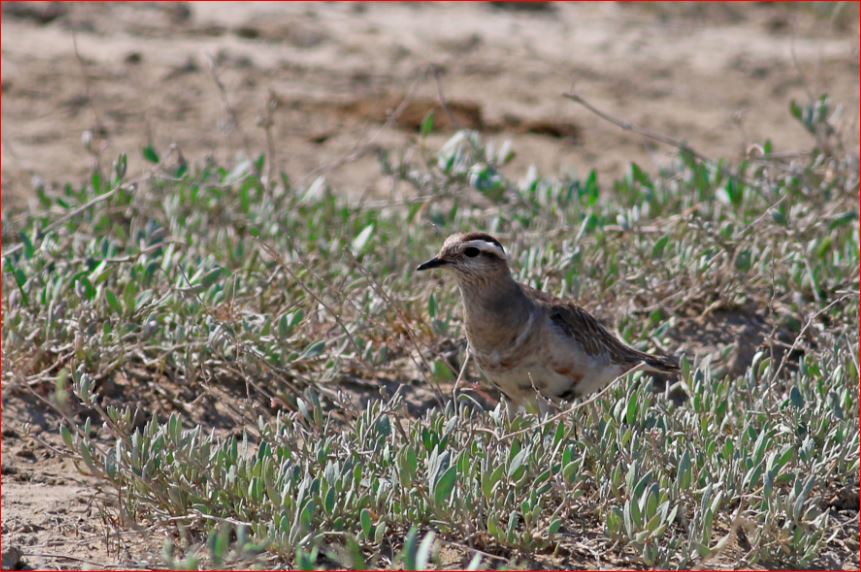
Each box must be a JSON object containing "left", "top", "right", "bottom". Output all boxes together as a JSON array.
[{"left": 524, "top": 285, "right": 679, "bottom": 397}]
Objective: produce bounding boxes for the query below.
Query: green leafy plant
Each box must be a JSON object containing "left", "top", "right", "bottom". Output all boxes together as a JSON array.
[{"left": 3, "top": 100, "right": 857, "bottom": 568}]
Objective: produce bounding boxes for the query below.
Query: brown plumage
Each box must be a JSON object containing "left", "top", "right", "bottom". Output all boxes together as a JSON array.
[
  {"left": 417, "top": 232, "right": 678, "bottom": 410},
  {"left": 528, "top": 285, "right": 679, "bottom": 372}
]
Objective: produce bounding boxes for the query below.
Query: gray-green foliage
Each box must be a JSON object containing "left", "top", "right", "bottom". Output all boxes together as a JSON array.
[{"left": 3, "top": 99, "right": 858, "bottom": 568}]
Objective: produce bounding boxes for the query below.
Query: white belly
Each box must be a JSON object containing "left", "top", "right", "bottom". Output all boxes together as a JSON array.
[{"left": 477, "top": 343, "right": 624, "bottom": 406}]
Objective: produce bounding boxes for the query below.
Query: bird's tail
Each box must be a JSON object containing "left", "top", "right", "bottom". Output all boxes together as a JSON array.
[{"left": 639, "top": 352, "right": 680, "bottom": 374}]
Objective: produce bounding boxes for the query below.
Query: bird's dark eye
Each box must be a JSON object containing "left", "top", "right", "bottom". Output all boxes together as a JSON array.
[{"left": 464, "top": 247, "right": 480, "bottom": 258}]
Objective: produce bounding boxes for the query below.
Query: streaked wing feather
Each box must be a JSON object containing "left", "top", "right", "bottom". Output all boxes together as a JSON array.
[{"left": 524, "top": 285, "right": 678, "bottom": 372}]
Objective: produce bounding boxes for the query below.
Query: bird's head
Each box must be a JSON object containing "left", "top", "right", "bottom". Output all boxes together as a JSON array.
[{"left": 416, "top": 232, "right": 510, "bottom": 283}]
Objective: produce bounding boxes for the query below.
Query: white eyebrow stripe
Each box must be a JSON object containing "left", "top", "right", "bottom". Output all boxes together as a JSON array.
[{"left": 462, "top": 239, "right": 505, "bottom": 257}]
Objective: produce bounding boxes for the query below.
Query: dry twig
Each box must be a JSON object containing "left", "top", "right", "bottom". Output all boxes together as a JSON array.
[
  {"left": 2, "top": 174, "right": 148, "bottom": 258},
  {"left": 206, "top": 53, "right": 254, "bottom": 161},
  {"left": 563, "top": 92, "right": 708, "bottom": 162}
]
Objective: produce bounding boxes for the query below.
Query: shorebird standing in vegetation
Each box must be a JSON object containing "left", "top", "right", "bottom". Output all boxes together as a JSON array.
[{"left": 417, "top": 232, "right": 678, "bottom": 410}]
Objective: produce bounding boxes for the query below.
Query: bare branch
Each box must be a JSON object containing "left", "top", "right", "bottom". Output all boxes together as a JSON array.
[
  {"left": 206, "top": 53, "right": 254, "bottom": 161},
  {"left": 563, "top": 92, "right": 708, "bottom": 162}
]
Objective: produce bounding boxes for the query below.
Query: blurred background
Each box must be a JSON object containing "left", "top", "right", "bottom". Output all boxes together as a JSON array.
[{"left": 2, "top": 2, "right": 858, "bottom": 208}]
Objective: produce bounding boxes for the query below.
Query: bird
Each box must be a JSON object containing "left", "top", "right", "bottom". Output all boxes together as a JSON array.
[{"left": 416, "top": 231, "right": 678, "bottom": 411}]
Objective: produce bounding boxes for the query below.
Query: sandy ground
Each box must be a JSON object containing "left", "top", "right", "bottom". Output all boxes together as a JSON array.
[
  {"left": 1, "top": 2, "right": 859, "bottom": 568},
  {"left": 2, "top": 2, "right": 859, "bottom": 207}
]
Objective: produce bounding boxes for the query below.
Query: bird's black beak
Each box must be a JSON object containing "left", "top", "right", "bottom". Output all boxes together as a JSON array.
[{"left": 416, "top": 257, "right": 448, "bottom": 271}]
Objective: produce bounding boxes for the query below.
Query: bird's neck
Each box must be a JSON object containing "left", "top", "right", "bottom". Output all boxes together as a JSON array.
[{"left": 457, "top": 273, "right": 533, "bottom": 350}]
